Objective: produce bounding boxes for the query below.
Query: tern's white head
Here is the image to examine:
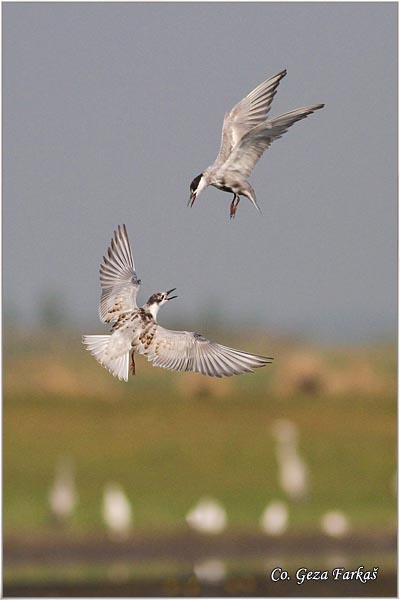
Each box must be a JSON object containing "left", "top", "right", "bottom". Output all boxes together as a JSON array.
[
  {"left": 189, "top": 173, "right": 208, "bottom": 207},
  {"left": 144, "top": 288, "right": 177, "bottom": 318}
]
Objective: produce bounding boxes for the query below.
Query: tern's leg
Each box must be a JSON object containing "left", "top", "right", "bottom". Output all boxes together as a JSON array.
[
  {"left": 230, "top": 194, "right": 240, "bottom": 219},
  {"left": 130, "top": 351, "right": 136, "bottom": 376}
]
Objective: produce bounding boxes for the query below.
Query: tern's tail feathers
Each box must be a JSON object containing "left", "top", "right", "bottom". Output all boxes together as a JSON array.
[
  {"left": 247, "top": 194, "right": 261, "bottom": 213},
  {"left": 241, "top": 185, "right": 261, "bottom": 213},
  {"left": 82, "top": 335, "right": 129, "bottom": 382}
]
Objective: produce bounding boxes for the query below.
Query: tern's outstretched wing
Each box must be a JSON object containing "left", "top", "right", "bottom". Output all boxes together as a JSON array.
[
  {"left": 222, "top": 104, "right": 324, "bottom": 179},
  {"left": 145, "top": 327, "right": 273, "bottom": 378},
  {"left": 99, "top": 224, "right": 141, "bottom": 323},
  {"left": 214, "top": 70, "right": 287, "bottom": 168}
]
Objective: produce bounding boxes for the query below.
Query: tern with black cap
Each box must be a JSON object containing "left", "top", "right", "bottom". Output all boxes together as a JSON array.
[{"left": 189, "top": 70, "right": 324, "bottom": 218}]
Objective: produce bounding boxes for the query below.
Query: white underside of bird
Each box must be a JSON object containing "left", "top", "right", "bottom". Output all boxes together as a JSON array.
[{"left": 83, "top": 225, "right": 273, "bottom": 380}]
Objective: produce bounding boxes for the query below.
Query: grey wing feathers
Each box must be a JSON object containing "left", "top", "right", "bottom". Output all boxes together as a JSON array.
[
  {"left": 99, "top": 224, "right": 141, "bottom": 323},
  {"left": 146, "top": 327, "right": 273, "bottom": 378},
  {"left": 214, "top": 70, "right": 287, "bottom": 167},
  {"left": 223, "top": 104, "right": 324, "bottom": 178}
]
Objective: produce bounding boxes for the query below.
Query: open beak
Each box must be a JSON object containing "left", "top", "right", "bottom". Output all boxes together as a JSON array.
[
  {"left": 188, "top": 191, "right": 196, "bottom": 208},
  {"left": 166, "top": 288, "right": 178, "bottom": 301}
]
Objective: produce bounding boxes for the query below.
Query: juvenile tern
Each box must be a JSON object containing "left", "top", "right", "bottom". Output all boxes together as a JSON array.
[
  {"left": 189, "top": 70, "right": 324, "bottom": 218},
  {"left": 83, "top": 225, "right": 273, "bottom": 381}
]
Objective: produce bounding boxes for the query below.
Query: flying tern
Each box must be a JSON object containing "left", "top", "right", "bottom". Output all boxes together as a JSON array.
[
  {"left": 189, "top": 70, "right": 324, "bottom": 218},
  {"left": 83, "top": 225, "right": 273, "bottom": 381}
]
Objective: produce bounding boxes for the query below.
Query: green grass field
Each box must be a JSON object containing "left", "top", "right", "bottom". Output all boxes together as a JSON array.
[
  {"left": 3, "top": 329, "right": 397, "bottom": 595},
  {"left": 4, "top": 329, "right": 397, "bottom": 537}
]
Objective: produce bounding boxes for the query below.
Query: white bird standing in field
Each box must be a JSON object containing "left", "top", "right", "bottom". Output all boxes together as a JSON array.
[
  {"left": 272, "top": 419, "right": 309, "bottom": 501},
  {"left": 189, "top": 70, "right": 324, "bottom": 218},
  {"left": 48, "top": 457, "right": 77, "bottom": 525},
  {"left": 320, "top": 510, "right": 349, "bottom": 538},
  {"left": 102, "top": 482, "right": 133, "bottom": 539},
  {"left": 186, "top": 498, "right": 227, "bottom": 534},
  {"left": 83, "top": 225, "right": 273, "bottom": 381},
  {"left": 259, "top": 500, "right": 289, "bottom": 536}
]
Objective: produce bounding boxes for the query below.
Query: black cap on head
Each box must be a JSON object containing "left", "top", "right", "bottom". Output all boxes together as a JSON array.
[
  {"left": 147, "top": 292, "right": 164, "bottom": 305},
  {"left": 190, "top": 174, "right": 203, "bottom": 193}
]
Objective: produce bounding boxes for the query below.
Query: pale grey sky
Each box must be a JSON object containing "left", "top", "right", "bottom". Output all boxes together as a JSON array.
[{"left": 3, "top": 2, "right": 397, "bottom": 341}]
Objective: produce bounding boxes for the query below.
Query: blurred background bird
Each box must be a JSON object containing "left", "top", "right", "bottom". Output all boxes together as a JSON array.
[
  {"left": 259, "top": 500, "right": 289, "bottom": 536},
  {"left": 194, "top": 559, "right": 227, "bottom": 584},
  {"left": 102, "top": 482, "right": 133, "bottom": 540},
  {"left": 320, "top": 510, "right": 349, "bottom": 538},
  {"left": 186, "top": 498, "right": 227, "bottom": 534},
  {"left": 272, "top": 419, "right": 309, "bottom": 501},
  {"left": 48, "top": 457, "right": 77, "bottom": 527}
]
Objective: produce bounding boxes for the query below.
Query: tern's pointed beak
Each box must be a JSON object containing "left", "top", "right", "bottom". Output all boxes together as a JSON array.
[
  {"left": 166, "top": 288, "right": 178, "bottom": 301},
  {"left": 188, "top": 191, "right": 196, "bottom": 208}
]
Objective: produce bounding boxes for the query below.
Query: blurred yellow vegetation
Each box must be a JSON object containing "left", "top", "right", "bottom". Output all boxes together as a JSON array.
[
  {"left": 4, "top": 330, "right": 395, "bottom": 402},
  {"left": 5, "top": 355, "right": 125, "bottom": 400},
  {"left": 175, "top": 372, "right": 234, "bottom": 399},
  {"left": 272, "top": 347, "right": 393, "bottom": 398}
]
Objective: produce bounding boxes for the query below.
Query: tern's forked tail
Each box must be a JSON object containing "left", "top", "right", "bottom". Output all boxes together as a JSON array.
[{"left": 82, "top": 334, "right": 129, "bottom": 382}]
